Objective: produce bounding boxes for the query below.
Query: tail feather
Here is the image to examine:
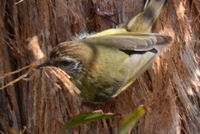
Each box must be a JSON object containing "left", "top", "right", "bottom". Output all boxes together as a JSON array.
[{"left": 127, "top": 0, "right": 169, "bottom": 33}]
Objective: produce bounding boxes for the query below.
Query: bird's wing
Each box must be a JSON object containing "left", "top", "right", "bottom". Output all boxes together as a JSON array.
[{"left": 82, "top": 32, "right": 171, "bottom": 53}]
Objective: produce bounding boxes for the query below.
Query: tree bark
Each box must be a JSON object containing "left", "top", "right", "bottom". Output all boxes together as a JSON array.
[{"left": 0, "top": 0, "right": 200, "bottom": 134}]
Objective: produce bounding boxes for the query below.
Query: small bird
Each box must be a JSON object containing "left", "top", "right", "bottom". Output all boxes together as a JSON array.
[
  {"left": 38, "top": 0, "right": 171, "bottom": 103},
  {"left": 38, "top": 32, "right": 171, "bottom": 103}
]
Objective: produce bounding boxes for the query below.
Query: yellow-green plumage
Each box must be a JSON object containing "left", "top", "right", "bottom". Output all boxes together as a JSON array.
[
  {"left": 127, "top": 0, "right": 169, "bottom": 32},
  {"left": 49, "top": 33, "right": 171, "bottom": 102},
  {"left": 39, "top": 0, "right": 171, "bottom": 103},
  {"left": 77, "top": 42, "right": 129, "bottom": 102}
]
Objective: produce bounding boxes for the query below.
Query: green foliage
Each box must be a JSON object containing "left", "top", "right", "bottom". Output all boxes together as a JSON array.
[
  {"left": 119, "top": 106, "right": 145, "bottom": 134},
  {"left": 62, "top": 106, "right": 145, "bottom": 134},
  {"left": 62, "top": 110, "right": 115, "bottom": 131}
]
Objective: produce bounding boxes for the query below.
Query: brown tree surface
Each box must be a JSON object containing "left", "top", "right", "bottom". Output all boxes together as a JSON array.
[{"left": 0, "top": 0, "right": 200, "bottom": 134}]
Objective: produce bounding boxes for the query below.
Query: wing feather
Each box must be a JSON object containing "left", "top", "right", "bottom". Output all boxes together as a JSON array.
[{"left": 82, "top": 33, "right": 171, "bottom": 52}]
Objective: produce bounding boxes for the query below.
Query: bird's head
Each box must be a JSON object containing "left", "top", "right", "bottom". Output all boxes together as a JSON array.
[{"left": 37, "top": 42, "right": 84, "bottom": 79}]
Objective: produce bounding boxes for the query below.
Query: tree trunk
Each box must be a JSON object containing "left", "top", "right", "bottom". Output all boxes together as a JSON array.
[{"left": 0, "top": 0, "right": 200, "bottom": 134}]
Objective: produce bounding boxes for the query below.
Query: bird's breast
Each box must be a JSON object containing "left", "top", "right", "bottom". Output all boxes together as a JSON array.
[{"left": 75, "top": 44, "right": 130, "bottom": 102}]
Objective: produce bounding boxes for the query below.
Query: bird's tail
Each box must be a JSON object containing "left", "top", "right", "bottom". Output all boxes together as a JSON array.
[{"left": 127, "top": 0, "right": 169, "bottom": 33}]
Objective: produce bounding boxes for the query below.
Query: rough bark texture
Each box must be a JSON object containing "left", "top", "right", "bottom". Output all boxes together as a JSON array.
[{"left": 0, "top": 0, "right": 200, "bottom": 134}]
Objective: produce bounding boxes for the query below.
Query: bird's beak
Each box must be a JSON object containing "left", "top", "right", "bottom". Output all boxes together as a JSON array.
[{"left": 37, "top": 62, "right": 52, "bottom": 69}]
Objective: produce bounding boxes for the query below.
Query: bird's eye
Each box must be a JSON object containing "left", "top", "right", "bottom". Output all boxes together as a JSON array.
[{"left": 59, "top": 61, "right": 74, "bottom": 66}]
